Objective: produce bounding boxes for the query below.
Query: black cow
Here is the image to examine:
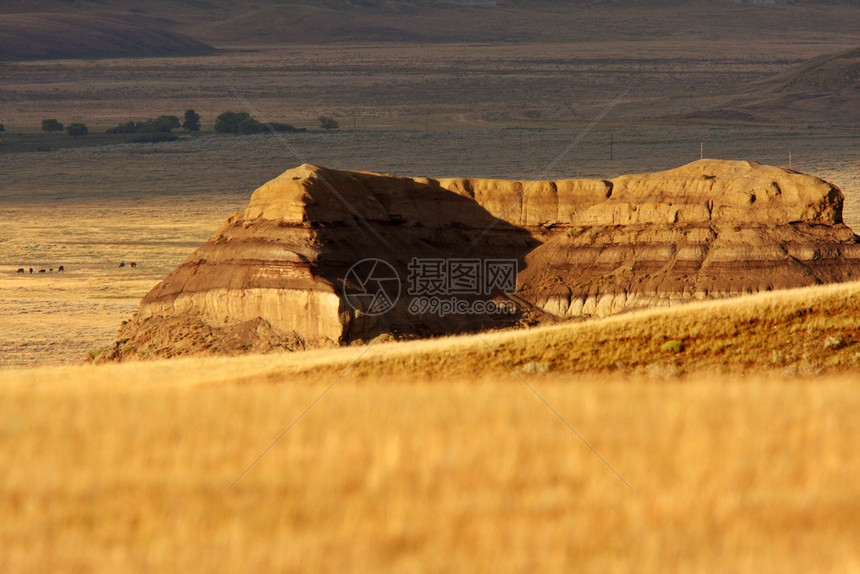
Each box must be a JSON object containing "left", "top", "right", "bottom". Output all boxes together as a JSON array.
[
  {"left": 39, "top": 269, "right": 46, "bottom": 274},
  {"left": 29, "top": 268, "right": 33, "bottom": 274},
  {"left": 130, "top": 262, "right": 137, "bottom": 268},
  {"left": 119, "top": 262, "right": 126, "bottom": 268},
  {"left": 16, "top": 268, "right": 24, "bottom": 274},
  {"left": 58, "top": 266, "right": 64, "bottom": 272}
]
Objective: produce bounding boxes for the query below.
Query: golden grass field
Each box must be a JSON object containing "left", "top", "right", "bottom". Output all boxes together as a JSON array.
[
  {"left": 3, "top": 281, "right": 860, "bottom": 572},
  {"left": 0, "top": 198, "right": 238, "bottom": 367}
]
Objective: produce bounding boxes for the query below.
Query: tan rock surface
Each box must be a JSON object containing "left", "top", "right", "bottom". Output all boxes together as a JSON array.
[{"left": 111, "top": 160, "right": 860, "bottom": 360}]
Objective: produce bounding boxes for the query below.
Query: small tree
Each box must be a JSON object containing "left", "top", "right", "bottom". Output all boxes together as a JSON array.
[
  {"left": 215, "top": 111, "right": 250, "bottom": 134},
  {"left": 0, "top": 123, "right": 5, "bottom": 132},
  {"left": 66, "top": 123, "right": 89, "bottom": 137},
  {"left": 238, "top": 117, "right": 265, "bottom": 134},
  {"left": 149, "top": 115, "right": 180, "bottom": 133},
  {"left": 42, "top": 119, "right": 64, "bottom": 133},
  {"left": 106, "top": 120, "right": 138, "bottom": 134},
  {"left": 318, "top": 116, "right": 339, "bottom": 130},
  {"left": 182, "top": 109, "right": 201, "bottom": 131},
  {"left": 214, "top": 111, "right": 267, "bottom": 134}
]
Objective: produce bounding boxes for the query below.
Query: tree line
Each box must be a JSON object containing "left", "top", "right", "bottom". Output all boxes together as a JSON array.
[
  {"left": 34, "top": 110, "right": 200, "bottom": 139},
  {"left": 107, "top": 110, "right": 200, "bottom": 134},
  {"left": 9, "top": 110, "right": 341, "bottom": 139},
  {"left": 41, "top": 118, "right": 89, "bottom": 137}
]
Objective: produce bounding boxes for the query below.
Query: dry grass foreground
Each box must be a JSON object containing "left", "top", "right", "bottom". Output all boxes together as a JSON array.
[
  {"left": 3, "top": 281, "right": 860, "bottom": 572},
  {"left": 349, "top": 279, "right": 860, "bottom": 380}
]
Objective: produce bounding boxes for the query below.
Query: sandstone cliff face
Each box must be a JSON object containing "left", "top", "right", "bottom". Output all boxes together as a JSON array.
[
  {"left": 514, "top": 160, "right": 860, "bottom": 318},
  {"left": 113, "top": 160, "right": 860, "bottom": 359}
]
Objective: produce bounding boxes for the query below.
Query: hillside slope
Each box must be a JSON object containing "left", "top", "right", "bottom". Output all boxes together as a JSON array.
[
  {"left": 348, "top": 280, "right": 860, "bottom": 379},
  {"left": 2, "top": 1, "right": 859, "bottom": 51},
  {"left": 3, "top": 322, "right": 860, "bottom": 574},
  {"left": 190, "top": 0, "right": 860, "bottom": 45},
  {"left": 86, "top": 278, "right": 860, "bottom": 378},
  {"left": 0, "top": 13, "right": 214, "bottom": 60},
  {"left": 689, "top": 46, "right": 860, "bottom": 126}
]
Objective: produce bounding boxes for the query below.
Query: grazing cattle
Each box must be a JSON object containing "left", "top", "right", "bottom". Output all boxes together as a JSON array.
[
  {"left": 119, "top": 262, "right": 126, "bottom": 268},
  {"left": 16, "top": 268, "right": 25, "bottom": 274},
  {"left": 39, "top": 269, "right": 46, "bottom": 274},
  {"left": 29, "top": 268, "right": 33, "bottom": 274},
  {"left": 49, "top": 268, "right": 53, "bottom": 273},
  {"left": 58, "top": 266, "right": 64, "bottom": 272},
  {"left": 130, "top": 262, "right": 137, "bottom": 268}
]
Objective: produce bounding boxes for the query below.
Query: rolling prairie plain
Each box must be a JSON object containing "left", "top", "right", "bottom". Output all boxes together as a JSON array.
[
  {"left": 2, "top": 4, "right": 860, "bottom": 570},
  {"left": 4, "top": 284, "right": 860, "bottom": 572}
]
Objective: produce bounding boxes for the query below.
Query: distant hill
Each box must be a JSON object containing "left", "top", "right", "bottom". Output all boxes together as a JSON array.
[
  {"left": 686, "top": 46, "right": 860, "bottom": 127},
  {"left": 0, "top": 13, "right": 214, "bottom": 60},
  {"left": 761, "top": 46, "right": 860, "bottom": 95},
  {"left": 187, "top": 0, "right": 860, "bottom": 46},
  {"left": 1, "top": 1, "right": 858, "bottom": 56}
]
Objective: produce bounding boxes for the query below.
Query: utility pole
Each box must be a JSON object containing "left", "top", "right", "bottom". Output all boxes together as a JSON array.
[
  {"left": 610, "top": 132, "right": 614, "bottom": 160},
  {"left": 700, "top": 142, "right": 703, "bottom": 160},
  {"left": 789, "top": 151, "right": 792, "bottom": 170}
]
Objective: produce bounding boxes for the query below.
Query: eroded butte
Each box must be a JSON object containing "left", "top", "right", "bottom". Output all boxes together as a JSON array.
[{"left": 109, "top": 159, "right": 860, "bottom": 359}]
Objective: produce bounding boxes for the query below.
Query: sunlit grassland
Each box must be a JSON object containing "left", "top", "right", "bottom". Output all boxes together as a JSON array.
[
  {"left": 3, "top": 278, "right": 860, "bottom": 572},
  {"left": 1, "top": 367, "right": 859, "bottom": 573},
  {"left": 0, "top": 199, "right": 233, "bottom": 367}
]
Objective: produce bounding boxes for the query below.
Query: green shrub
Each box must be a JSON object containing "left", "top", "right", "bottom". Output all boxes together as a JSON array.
[
  {"left": 107, "top": 115, "right": 180, "bottom": 134},
  {"left": 215, "top": 111, "right": 306, "bottom": 135},
  {"left": 238, "top": 117, "right": 264, "bottom": 134},
  {"left": 151, "top": 115, "right": 180, "bottom": 132},
  {"left": 269, "top": 121, "right": 305, "bottom": 133},
  {"left": 66, "top": 123, "right": 88, "bottom": 137},
  {"left": 215, "top": 111, "right": 253, "bottom": 134},
  {"left": 107, "top": 120, "right": 138, "bottom": 134},
  {"left": 42, "top": 119, "right": 64, "bottom": 132},
  {"left": 660, "top": 340, "right": 685, "bottom": 353},
  {"left": 318, "top": 115, "right": 339, "bottom": 130}
]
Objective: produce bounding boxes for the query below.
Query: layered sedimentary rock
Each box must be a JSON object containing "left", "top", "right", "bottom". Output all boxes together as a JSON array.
[
  {"left": 515, "top": 160, "right": 860, "bottom": 318},
  {"left": 113, "top": 159, "right": 860, "bottom": 359}
]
